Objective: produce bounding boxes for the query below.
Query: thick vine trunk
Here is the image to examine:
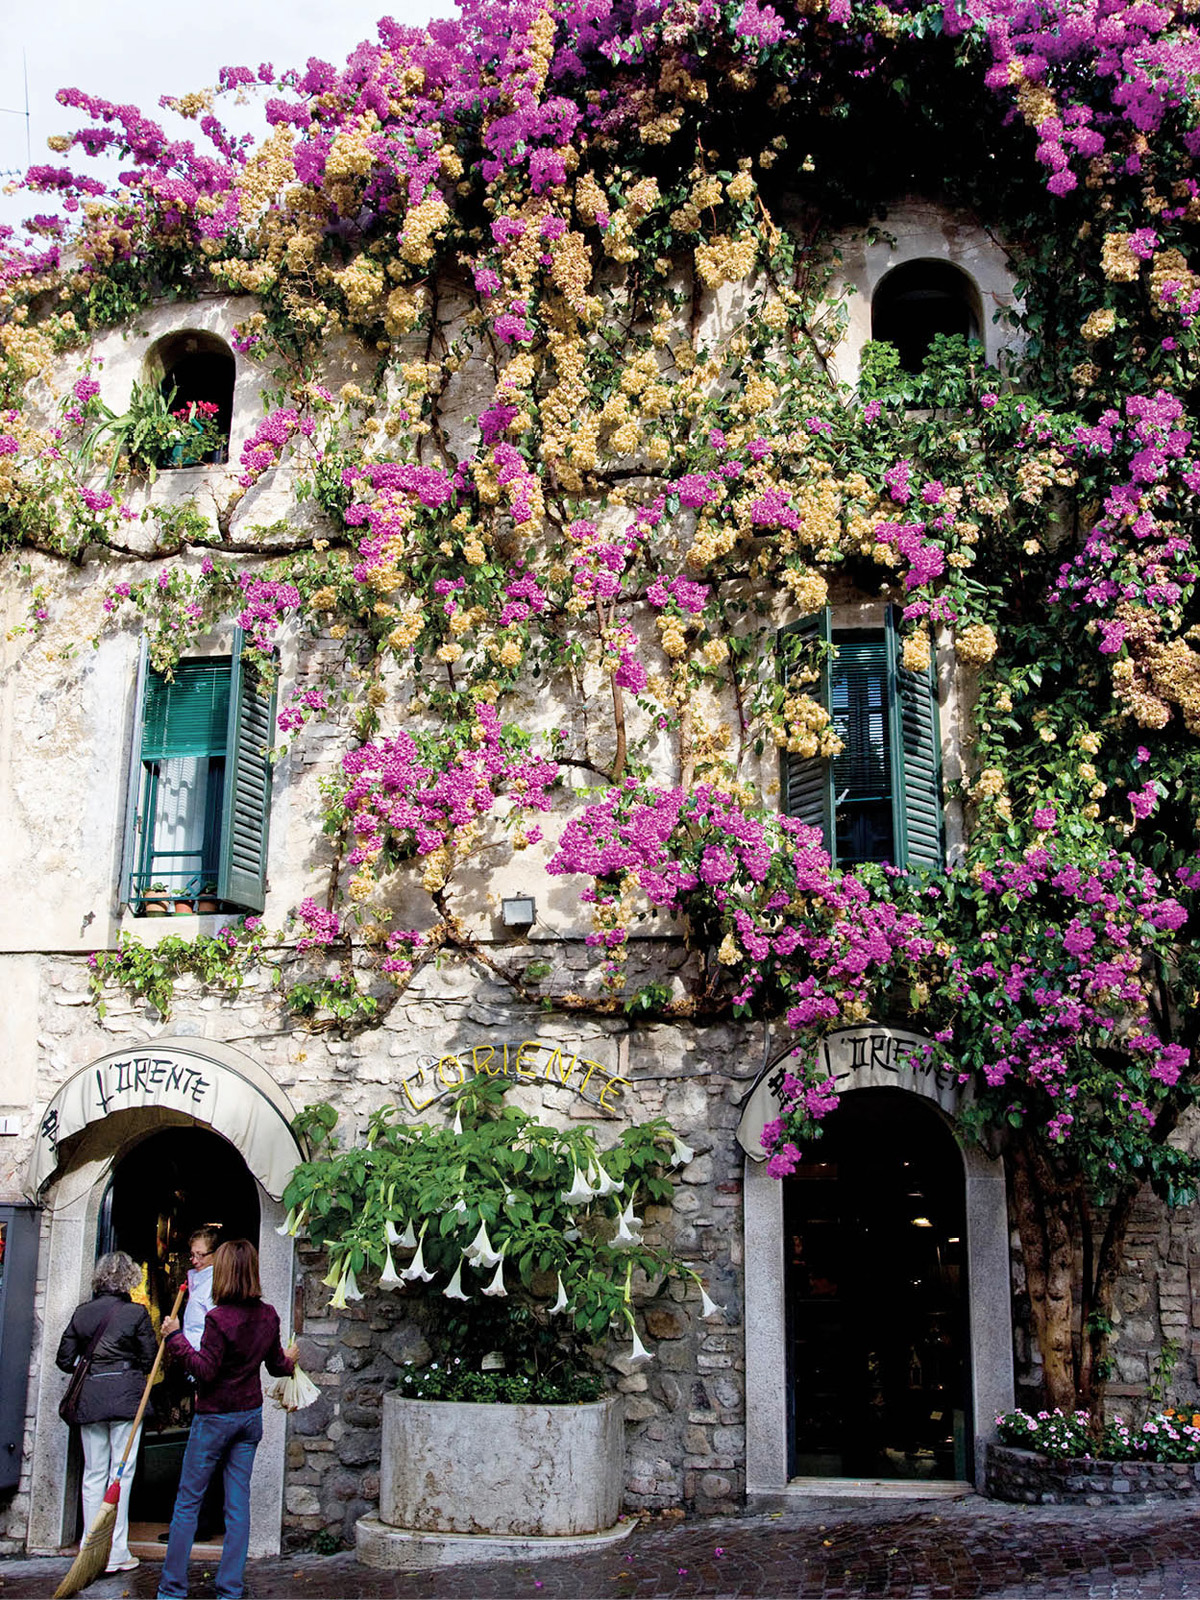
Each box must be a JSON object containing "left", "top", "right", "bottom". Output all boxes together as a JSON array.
[
  {"left": 1010, "top": 1140, "right": 1077, "bottom": 1411},
  {"left": 1008, "top": 1137, "right": 1140, "bottom": 1421}
]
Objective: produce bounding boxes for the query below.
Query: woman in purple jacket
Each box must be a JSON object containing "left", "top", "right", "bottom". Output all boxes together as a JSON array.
[{"left": 156, "top": 1239, "right": 296, "bottom": 1600}]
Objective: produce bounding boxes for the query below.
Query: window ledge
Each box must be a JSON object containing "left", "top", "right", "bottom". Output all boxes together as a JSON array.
[{"left": 120, "top": 910, "right": 236, "bottom": 946}]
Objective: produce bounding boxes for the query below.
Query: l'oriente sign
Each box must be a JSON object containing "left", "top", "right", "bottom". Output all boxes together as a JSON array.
[{"left": 397, "top": 1039, "right": 629, "bottom": 1114}]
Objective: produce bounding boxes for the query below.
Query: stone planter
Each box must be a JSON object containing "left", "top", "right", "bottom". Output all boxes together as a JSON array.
[
  {"left": 357, "top": 1394, "right": 628, "bottom": 1568},
  {"left": 986, "top": 1442, "right": 1200, "bottom": 1505}
]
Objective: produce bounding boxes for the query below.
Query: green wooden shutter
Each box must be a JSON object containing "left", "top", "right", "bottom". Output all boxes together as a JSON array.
[
  {"left": 217, "top": 630, "right": 276, "bottom": 912},
  {"left": 140, "top": 660, "right": 231, "bottom": 759},
  {"left": 778, "top": 610, "right": 834, "bottom": 852},
  {"left": 120, "top": 640, "right": 150, "bottom": 907},
  {"left": 887, "top": 607, "right": 944, "bottom": 870}
]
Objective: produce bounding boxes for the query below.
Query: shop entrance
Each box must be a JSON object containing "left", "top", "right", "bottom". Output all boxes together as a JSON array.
[
  {"left": 94, "top": 1127, "right": 260, "bottom": 1536},
  {"left": 785, "top": 1089, "right": 970, "bottom": 1481}
]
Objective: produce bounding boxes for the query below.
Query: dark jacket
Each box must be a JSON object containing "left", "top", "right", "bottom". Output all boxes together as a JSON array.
[
  {"left": 165, "top": 1299, "right": 293, "bottom": 1414},
  {"left": 56, "top": 1292, "right": 156, "bottom": 1425}
]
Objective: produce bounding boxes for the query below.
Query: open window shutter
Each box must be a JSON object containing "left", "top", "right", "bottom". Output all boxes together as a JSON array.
[
  {"left": 119, "top": 640, "right": 150, "bottom": 907},
  {"left": 886, "top": 608, "right": 944, "bottom": 870},
  {"left": 217, "top": 630, "right": 276, "bottom": 913},
  {"left": 778, "top": 610, "right": 834, "bottom": 853}
]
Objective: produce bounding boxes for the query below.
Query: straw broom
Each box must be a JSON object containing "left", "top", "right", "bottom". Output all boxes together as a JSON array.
[{"left": 54, "top": 1283, "right": 186, "bottom": 1599}]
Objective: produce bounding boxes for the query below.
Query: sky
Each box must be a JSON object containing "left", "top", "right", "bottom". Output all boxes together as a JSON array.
[{"left": 0, "top": 0, "right": 443, "bottom": 234}]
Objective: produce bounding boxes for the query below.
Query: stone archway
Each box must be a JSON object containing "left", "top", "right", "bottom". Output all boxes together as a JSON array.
[
  {"left": 740, "top": 1027, "right": 1013, "bottom": 1497},
  {"left": 23, "top": 1039, "right": 301, "bottom": 1557}
]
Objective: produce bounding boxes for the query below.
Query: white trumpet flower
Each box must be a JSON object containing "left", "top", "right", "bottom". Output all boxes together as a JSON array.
[
  {"left": 385, "top": 1219, "right": 403, "bottom": 1245},
  {"left": 549, "top": 1274, "right": 569, "bottom": 1316},
  {"left": 451, "top": 1197, "right": 468, "bottom": 1215},
  {"left": 699, "top": 1285, "right": 724, "bottom": 1320},
  {"left": 670, "top": 1136, "right": 695, "bottom": 1168},
  {"left": 612, "top": 1209, "right": 637, "bottom": 1248},
  {"left": 617, "top": 1199, "right": 643, "bottom": 1241},
  {"left": 443, "top": 1259, "right": 470, "bottom": 1301},
  {"left": 329, "top": 1266, "right": 362, "bottom": 1309},
  {"left": 451, "top": 1107, "right": 463, "bottom": 1136},
  {"left": 276, "top": 1205, "right": 308, "bottom": 1237},
  {"left": 322, "top": 1259, "right": 345, "bottom": 1289},
  {"left": 464, "top": 1219, "right": 503, "bottom": 1270},
  {"left": 401, "top": 1233, "right": 435, "bottom": 1283},
  {"left": 561, "top": 1166, "right": 596, "bottom": 1205},
  {"left": 480, "top": 1260, "right": 507, "bottom": 1297},
  {"left": 591, "top": 1163, "right": 623, "bottom": 1197},
  {"left": 379, "top": 1246, "right": 403, "bottom": 1289},
  {"left": 627, "top": 1324, "right": 654, "bottom": 1366},
  {"left": 398, "top": 1218, "right": 418, "bottom": 1249}
]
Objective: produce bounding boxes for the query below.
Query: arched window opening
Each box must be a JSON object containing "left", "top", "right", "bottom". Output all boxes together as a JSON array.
[
  {"left": 145, "top": 331, "right": 235, "bottom": 468},
  {"left": 871, "top": 260, "right": 982, "bottom": 375}
]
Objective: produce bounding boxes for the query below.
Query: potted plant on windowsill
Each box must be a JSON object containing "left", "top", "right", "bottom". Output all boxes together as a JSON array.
[
  {"left": 164, "top": 399, "right": 225, "bottom": 468},
  {"left": 197, "top": 884, "right": 219, "bottom": 915},
  {"left": 279, "top": 1079, "right": 721, "bottom": 1554},
  {"left": 140, "top": 884, "right": 171, "bottom": 916}
]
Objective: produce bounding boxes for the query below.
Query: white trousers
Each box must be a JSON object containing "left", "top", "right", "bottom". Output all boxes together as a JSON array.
[{"left": 79, "top": 1419, "right": 141, "bottom": 1569}]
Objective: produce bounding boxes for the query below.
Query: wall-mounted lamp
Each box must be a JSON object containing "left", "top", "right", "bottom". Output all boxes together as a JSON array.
[{"left": 501, "top": 894, "right": 536, "bottom": 929}]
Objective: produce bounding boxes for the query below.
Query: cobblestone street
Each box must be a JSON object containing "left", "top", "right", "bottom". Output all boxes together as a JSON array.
[{"left": 3, "top": 1496, "right": 1200, "bottom": 1599}]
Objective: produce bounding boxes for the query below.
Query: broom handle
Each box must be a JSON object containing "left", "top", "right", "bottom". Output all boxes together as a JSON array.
[{"left": 112, "top": 1283, "right": 186, "bottom": 1485}]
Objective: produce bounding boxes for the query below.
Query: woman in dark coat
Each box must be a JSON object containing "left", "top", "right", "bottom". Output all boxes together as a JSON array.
[{"left": 56, "top": 1250, "right": 156, "bottom": 1574}]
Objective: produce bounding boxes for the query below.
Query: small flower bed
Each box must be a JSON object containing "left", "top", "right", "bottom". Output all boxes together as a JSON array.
[
  {"left": 395, "top": 1355, "right": 603, "bottom": 1406},
  {"left": 996, "top": 1407, "right": 1200, "bottom": 1464}
]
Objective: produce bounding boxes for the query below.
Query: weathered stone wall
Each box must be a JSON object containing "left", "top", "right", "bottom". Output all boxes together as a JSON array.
[
  {"left": 0, "top": 942, "right": 756, "bottom": 1549},
  {"left": 986, "top": 1442, "right": 1200, "bottom": 1506}
]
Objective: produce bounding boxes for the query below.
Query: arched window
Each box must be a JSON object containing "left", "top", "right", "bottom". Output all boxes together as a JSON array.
[
  {"left": 145, "top": 330, "right": 235, "bottom": 467},
  {"left": 871, "top": 260, "right": 982, "bottom": 375}
]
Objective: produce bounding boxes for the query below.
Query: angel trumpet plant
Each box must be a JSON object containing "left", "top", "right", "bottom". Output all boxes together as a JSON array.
[{"left": 282, "top": 1084, "right": 711, "bottom": 1402}]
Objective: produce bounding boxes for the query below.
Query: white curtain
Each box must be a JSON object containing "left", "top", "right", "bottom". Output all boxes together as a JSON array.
[{"left": 148, "top": 757, "right": 211, "bottom": 890}]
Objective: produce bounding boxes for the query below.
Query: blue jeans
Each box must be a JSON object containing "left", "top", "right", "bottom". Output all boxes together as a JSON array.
[{"left": 157, "top": 1408, "right": 262, "bottom": 1599}]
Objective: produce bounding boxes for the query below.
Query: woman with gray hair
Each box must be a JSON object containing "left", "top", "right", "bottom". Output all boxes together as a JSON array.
[{"left": 56, "top": 1251, "right": 156, "bottom": 1574}]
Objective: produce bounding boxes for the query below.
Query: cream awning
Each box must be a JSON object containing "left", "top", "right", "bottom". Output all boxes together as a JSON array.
[{"left": 26, "top": 1036, "right": 305, "bottom": 1200}]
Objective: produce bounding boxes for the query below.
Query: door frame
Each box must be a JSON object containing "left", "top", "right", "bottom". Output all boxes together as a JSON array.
[{"left": 745, "top": 1083, "right": 1012, "bottom": 1496}]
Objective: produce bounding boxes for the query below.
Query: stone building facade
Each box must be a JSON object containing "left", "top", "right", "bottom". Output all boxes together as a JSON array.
[{"left": 1, "top": 202, "right": 1197, "bottom": 1560}]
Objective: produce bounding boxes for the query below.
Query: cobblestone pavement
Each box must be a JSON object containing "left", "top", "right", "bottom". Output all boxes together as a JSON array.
[{"left": 4, "top": 1496, "right": 1200, "bottom": 1600}]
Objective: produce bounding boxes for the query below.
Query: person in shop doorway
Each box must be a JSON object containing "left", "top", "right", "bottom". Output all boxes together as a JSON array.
[
  {"left": 56, "top": 1251, "right": 156, "bottom": 1575},
  {"left": 156, "top": 1239, "right": 297, "bottom": 1600},
  {"left": 182, "top": 1224, "right": 221, "bottom": 1347}
]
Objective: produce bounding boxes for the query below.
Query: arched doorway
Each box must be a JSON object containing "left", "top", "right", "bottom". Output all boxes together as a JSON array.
[
  {"left": 785, "top": 1090, "right": 970, "bottom": 1481},
  {"left": 95, "top": 1127, "right": 261, "bottom": 1531}
]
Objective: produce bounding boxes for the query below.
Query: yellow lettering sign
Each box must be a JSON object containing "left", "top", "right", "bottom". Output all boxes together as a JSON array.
[
  {"left": 471, "top": 1045, "right": 501, "bottom": 1077},
  {"left": 513, "top": 1040, "right": 541, "bottom": 1078},
  {"left": 597, "top": 1074, "right": 630, "bottom": 1112},
  {"left": 436, "top": 1054, "right": 466, "bottom": 1088},
  {"left": 576, "top": 1057, "right": 605, "bottom": 1093},
  {"left": 401, "top": 1072, "right": 437, "bottom": 1112}
]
